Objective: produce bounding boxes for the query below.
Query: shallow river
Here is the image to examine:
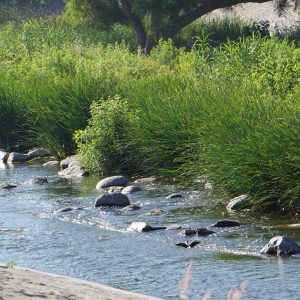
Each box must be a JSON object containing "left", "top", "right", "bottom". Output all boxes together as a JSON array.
[{"left": 0, "top": 161, "right": 300, "bottom": 299}]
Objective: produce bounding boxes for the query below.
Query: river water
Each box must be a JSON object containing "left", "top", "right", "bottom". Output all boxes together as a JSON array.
[{"left": 0, "top": 160, "right": 299, "bottom": 299}]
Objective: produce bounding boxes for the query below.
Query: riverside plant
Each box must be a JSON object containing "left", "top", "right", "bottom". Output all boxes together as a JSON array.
[{"left": 0, "top": 12, "right": 300, "bottom": 213}]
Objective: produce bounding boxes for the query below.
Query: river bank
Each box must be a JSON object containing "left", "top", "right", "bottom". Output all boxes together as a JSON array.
[{"left": 0, "top": 264, "right": 162, "bottom": 300}]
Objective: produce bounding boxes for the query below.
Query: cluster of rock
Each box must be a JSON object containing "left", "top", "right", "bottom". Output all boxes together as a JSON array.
[
  {"left": 58, "top": 156, "right": 89, "bottom": 178},
  {"left": 0, "top": 148, "right": 52, "bottom": 164}
]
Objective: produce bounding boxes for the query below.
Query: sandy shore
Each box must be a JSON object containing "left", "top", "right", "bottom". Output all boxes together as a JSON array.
[{"left": 0, "top": 264, "right": 162, "bottom": 300}]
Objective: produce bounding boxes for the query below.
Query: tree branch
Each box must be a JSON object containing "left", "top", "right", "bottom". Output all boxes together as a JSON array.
[
  {"left": 169, "top": 0, "right": 271, "bottom": 37},
  {"left": 118, "top": 0, "right": 147, "bottom": 48}
]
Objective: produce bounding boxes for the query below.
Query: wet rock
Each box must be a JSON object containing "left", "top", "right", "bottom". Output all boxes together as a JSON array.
[
  {"left": 94, "top": 193, "right": 130, "bottom": 208},
  {"left": 58, "top": 164, "right": 89, "bottom": 178},
  {"left": 180, "top": 229, "right": 198, "bottom": 236},
  {"left": 211, "top": 220, "right": 240, "bottom": 228},
  {"left": 96, "top": 176, "right": 128, "bottom": 190},
  {"left": 43, "top": 160, "right": 59, "bottom": 167},
  {"left": 54, "top": 207, "right": 83, "bottom": 213},
  {"left": 261, "top": 236, "right": 300, "bottom": 256},
  {"left": 7, "top": 152, "right": 32, "bottom": 163},
  {"left": 134, "top": 177, "right": 157, "bottom": 184},
  {"left": 25, "top": 177, "right": 48, "bottom": 185},
  {"left": 176, "top": 241, "right": 200, "bottom": 248},
  {"left": 0, "top": 150, "right": 9, "bottom": 163},
  {"left": 27, "top": 148, "right": 52, "bottom": 158},
  {"left": 0, "top": 183, "right": 17, "bottom": 189},
  {"left": 122, "top": 204, "right": 142, "bottom": 211},
  {"left": 204, "top": 182, "right": 213, "bottom": 190},
  {"left": 227, "top": 194, "right": 249, "bottom": 211},
  {"left": 141, "top": 208, "right": 165, "bottom": 217},
  {"left": 197, "top": 228, "right": 216, "bottom": 236},
  {"left": 60, "top": 156, "right": 78, "bottom": 170},
  {"left": 127, "top": 222, "right": 166, "bottom": 232},
  {"left": 106, "top": 186, "right": 124, "bottom": 194},
  {"left": 167, "top": 224, "right": 182, "bottom": 230},
  {"left": 166, "top": 193, "right": 183, "bottom": 199},
  {"left": 121, "top": 185, "right": 142, "bottom": 194}
]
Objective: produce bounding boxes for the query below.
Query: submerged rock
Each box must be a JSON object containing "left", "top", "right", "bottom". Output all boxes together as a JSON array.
[
  {"left": 261, "top": 236, "right": 300, "bottom": 256},
  {"left": 134, "top": 177, "right": 157, "bottom": 184},
  {"left": 227, "top": 194, "right": 249, "bottom": 211},
  {"left": 96, "top": 176, "right": 128, "bottom": 190},
  {"left": 25, "top": 177, "right": 48, "bottom": 185},
  {"left": 127, "top": 222, "right": 166, "bottom": 232},
  {"left": 0, "top": 183, "right": 17, "bottom": 189},
  {"left": 211, "top": 220, "right": 240, "bottom": 228},
  {"left": 180, "top": 229, "right": 198, "bottom": 236},
  {"left": 55, "top": 207, "right": 83, "bottom": 213},
  {"left": 176, "top": 241, "right": 200, "bottom": 248},
  {"left": 121, "top": 185, "right": 142, "bottom": 194},
  {"left": 94, "top": 193, "right": 130, "bottom": 208},
  {"left": 60, "top": 156, "right": 78, "bottom": 170},
  {"left": 43, "top": 160, "right": 59, "bottom": 167},
  {"left": 122, "top": 204, "right": 142, "bottom": 211},
  {"left": 141, "top": 208, "right": 165, "bottom": 217},
  {"left": 166, "top": 193, "right": 183, "bottom": 199}
]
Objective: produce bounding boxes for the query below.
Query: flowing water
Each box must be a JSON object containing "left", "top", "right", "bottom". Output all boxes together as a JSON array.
[{"left": 0, "top": 160, "right": 300, "bottom": 299}]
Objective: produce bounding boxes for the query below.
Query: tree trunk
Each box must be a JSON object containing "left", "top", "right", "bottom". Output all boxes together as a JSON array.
[{"left": 118, "top": 0, "right": 147, "bottom": 49}]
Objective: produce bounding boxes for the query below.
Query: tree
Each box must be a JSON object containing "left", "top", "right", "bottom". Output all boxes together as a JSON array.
[{"left": 66, "top": 0, "right": 299, "bottom": 53}]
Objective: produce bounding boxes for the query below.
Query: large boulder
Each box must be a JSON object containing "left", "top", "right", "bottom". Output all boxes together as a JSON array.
[
  {"left": 127, "top": 222, "right": 166, "bottom": 232},
  {"left": 0, "top": 150, "right": 9, "bottom": 163},
  {"left": 7, "top": 152, "right": 32, "bottom": 163},
  {"left": 261, "top": 236, "right": 300, "bottom": 256},
  {"left": 94, "top": 193, "right": 130, "bottom": 208},
  {"left": 60, "top": 155, "right": 78, "bottom": 170},
  {"left": 58, "top": 164, "right": 89, "bottom": 178},
  {"left": 96, "top": 176, "right": 128, "bottom": 190},
  {"left": 211, "top": 220, "right": 240, "bottom": 227},
  {"left": 27, "top": 148, "right": 52, "bottom": 158},
  {"left": 227, "top": 194, "right": 249, "bottom": 211}
]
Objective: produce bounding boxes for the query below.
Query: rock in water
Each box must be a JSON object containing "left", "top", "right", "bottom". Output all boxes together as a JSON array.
[
  {"left": 167, "top": 224, "right": 182, "bottom": 230},
  {"left": 25, "top": 177, "right": 48, "bottom": 185},
  {"left": 141, "top": 208, "right": 165, "bottom": 217},
  {"left": 227, "top": 194, "right": 249, "bottom": 211},
  {"left": 0, "top": 150, "right": 9, "bottom": 163},
  {"left": 106, "top": 186, "right": 124, "bottom": 194},
  {"left": 127, "top": 222, "right": 166, "bottom": 232},
  {"left": 27, "top": 148, "right": 52, "bottom": 158},
  {"left": 60, "top": 156, "right": 78, "bottom": 170},
  {"left": 96, "top": 176, "right": 128, "bottom": 190},
  {"left": 0, "top": 183, "right": 17, "bottom": 189},
  {"left": 180, "top": 229, "right": 198, "bottom": 236},
  {"left": 7, "top": 152, "right": 32, "bottom": 163},
  {"left": 197, "top": 228, "right": 216, "bottom": 236},
  {"left": 94, "top": 193, "right": 130, "bottom": 208},
  {"left": 122, "top": 205, "right": 142, "bottom": 211},
  {"left": 166, "top": 193, "right": 183, "bottom": 199},
  {"left": 211, "top": 220, "right": 240, "bottom": 227},
  {"left": 58, "top": 165, "right": 89, "bottom": 177},
  {"left": 261, "top": 236, "right": 300, "bottom": 256},
  {"left": 176, "top": 241, "right": 200, "bottom": 248},
  {"left": 121, "top": 185, "right": 142, "bottom": 194}
]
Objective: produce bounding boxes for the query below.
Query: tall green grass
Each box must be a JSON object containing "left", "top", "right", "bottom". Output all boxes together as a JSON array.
[{"left": 0, "top": 12, "right": 300, "bottom": 213}]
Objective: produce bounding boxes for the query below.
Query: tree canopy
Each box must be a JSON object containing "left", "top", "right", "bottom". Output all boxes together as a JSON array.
[{"left": 66, "top": 0, "right": 299, "bottom": 53}]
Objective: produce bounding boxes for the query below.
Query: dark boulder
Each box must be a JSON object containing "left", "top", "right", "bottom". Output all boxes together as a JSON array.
[
  {"left": 0, "top": 183, "right": 17, "bottom": 189},
  {"left": 211, "top": 220, "right": 240, "bottom": 228},
  {"left": 261, "top": 236, "right": 300, "bottom": 256},
  {"left": 197, "top": 228, "right": 216, "bottom": 236},
  {"left": 95, "top": 193, "right": 130, "bottom": 208}
]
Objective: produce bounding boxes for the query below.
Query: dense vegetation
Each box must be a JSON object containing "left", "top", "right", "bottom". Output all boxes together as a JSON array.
[{"left": 0, "top": 2, "right": 300, "bottom": 213}]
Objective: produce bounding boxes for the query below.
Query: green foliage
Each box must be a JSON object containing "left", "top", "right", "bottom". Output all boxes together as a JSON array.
[
  {"left": 5, "top": 261, "right": 16, "bottom": 269},
  {"left": 74, "top": 96, "right": 135, "bottom": 174}
]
